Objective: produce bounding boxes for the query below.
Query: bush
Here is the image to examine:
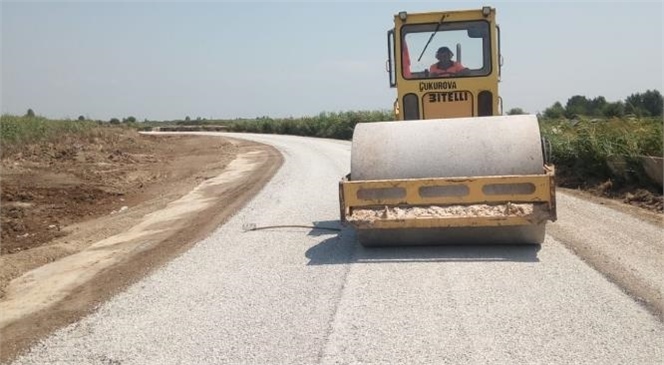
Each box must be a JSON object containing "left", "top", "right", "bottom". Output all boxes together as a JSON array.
[
  {"left": 227, "top": 110, "right": 394, "bottom": 140},
  {"left": 0, "top": 114, "right": 98, "bottom": 155},
  {"left": 540, "top": 117, "right": 663, "bottom": 186}
]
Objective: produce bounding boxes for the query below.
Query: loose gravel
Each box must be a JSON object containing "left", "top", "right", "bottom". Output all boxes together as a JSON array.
[
  {"left": 350, "top": 203, "right": 544, "bottom": 222},
  {"left": 11, "top": 133, "right": 664, "bottom": 365}
]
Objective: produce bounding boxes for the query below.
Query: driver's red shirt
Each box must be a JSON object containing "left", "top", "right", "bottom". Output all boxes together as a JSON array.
[{"left": 429, "top": 61, "right": 465, "bottom": 76}]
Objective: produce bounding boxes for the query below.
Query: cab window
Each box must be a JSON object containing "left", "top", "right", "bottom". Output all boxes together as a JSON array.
[{"left": 401, "top": 20, "right": 491, "bottom": 79}]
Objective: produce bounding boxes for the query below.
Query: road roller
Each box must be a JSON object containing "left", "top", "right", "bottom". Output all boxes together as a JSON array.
[{"left": 339, "top": 6, "right": 557, "bottom": 246}]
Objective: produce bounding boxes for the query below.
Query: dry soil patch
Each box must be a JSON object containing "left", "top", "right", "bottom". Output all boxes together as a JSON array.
[{"left": 0, "top": 130, "right": 283, "bottom": 363}]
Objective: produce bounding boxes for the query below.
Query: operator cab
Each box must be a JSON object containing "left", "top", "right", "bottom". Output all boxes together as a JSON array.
[{"left": 387, "top": 7, "right": 502, "bottom": 120}]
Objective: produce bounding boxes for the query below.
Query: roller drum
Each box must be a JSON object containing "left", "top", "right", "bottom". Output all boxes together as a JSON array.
[
  {"left": 358, "top": 225, "right": 546, "bottom": 246},
  {"left": 348, "top": 115, "right": 547, "bottom": 246},
  {"left": 350, "top": 115, "right": 544, "bottom": 181}
]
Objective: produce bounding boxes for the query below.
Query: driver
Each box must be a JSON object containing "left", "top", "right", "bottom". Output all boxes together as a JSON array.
[{"left": 429, "top": 46, "right": 468, "bottom": 77}]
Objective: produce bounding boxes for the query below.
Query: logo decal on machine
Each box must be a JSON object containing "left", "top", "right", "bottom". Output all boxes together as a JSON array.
[
  {"left": 422, "top": 90, "right": 473, "bottom": 119},
  {"left": 427, "top": 91, "right": 469, "bottom": 103},
  {"left": 419, "top": 81, "right": 457, "bottom": 92}
]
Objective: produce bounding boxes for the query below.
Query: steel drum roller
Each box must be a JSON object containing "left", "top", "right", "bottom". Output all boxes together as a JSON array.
[
  {"left": 351, "top": 115, "right": 544, "bottom": 181},
  {"left": 348, "top": 115, "right": 547, "bottom": 245}
]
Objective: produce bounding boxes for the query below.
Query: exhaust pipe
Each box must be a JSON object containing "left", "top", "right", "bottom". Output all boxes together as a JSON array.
[{"left": 456, "top": 43, "right": 462, "bottom": 63}]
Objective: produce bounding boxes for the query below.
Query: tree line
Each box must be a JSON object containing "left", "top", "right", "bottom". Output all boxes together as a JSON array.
[{"left": 539, "top": 89, "right": 662, "bottom": 119}]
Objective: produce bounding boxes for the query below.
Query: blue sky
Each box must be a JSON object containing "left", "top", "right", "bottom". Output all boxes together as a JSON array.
[{"left": 2, "top": 1, "right": 662, "bottom": 121}]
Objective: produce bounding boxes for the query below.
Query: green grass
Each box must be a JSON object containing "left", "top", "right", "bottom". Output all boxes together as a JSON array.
[
  {"left": 1, "top": 115, "right": 98, "bottom": 148},
  {"left": 540, "top": 116, "right": 662, "bottom": 186},
  {"left": 0, "top": 115, "right": 137, "bottom": 158},
  {"left": 220, "top": 111, "right": 662, "bottom": 163},
  {"left": 223, "top": 110, "right": 395, "bottom": 140},
  {"left": 220, "top": 111, "right": 662, "bottom": 187},
  {"left": 541, "top": 117, "right": 662, "bottom": 159}
]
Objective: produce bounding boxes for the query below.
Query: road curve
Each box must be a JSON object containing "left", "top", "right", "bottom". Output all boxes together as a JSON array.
[{"left": 11, "top": 133, "right": 663, "bottom": 365}]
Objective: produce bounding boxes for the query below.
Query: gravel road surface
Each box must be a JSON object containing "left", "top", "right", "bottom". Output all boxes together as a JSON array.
[{"left": 11, "top": 133, "right": 664, "bottom": 365}]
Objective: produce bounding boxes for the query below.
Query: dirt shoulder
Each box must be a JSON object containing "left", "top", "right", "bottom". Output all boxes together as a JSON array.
[
  {"left": 552, "top": 188, "right": 663, "bottom": 321},
  {"left": 0, "top": 130, "right": 283, "bottom": 363},
  {"left": 559, "top": 187, "right": 663, "bottom": 226}
]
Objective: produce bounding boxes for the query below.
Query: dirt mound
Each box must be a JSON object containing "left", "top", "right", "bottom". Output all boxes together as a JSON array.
[
  {"left": 1, "top": 127, "right": 237, "bottom": 255},
  {"left": 556, "top": 171, "right": 663, "bottom": 213},
  {"left": 2, "top": 130, "right": 166, "bottom": 254},
  {"left": 1, "top": 185, "right": 116, "bottom": 253},
  {"left": 621, "top": 189, "right": 663, "bottom": 211}
]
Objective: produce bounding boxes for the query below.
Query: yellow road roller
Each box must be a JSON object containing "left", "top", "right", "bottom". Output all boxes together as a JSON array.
[{"left": 339, "top": 6, "right": 557, "bottom": 246}]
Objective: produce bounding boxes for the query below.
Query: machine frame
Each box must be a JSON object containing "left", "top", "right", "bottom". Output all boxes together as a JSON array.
[
  {"left": 388, "top": 7, "right": 501, "bottom": 120},
  {"left": 339, "top": 7, "right": 557, "bottom": 244}
]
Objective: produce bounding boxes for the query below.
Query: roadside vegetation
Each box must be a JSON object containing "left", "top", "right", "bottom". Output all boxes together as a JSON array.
[
  {"left": 162, "top": 89, "right": 663, "bottom": 209},
  {"left": 535, "top": 90, "right": 662, "bottom": 200},
  {"left": 219, "top": 91, "right": 663, "bottom": 188},
  {"left": 1, "top": 114, "right": 95, "bottom": 155},
  {"left": 225, "top": 110, "right": 394, "bottom": 140},
  {"left": 540, "top": 117, "right": 661, "bottom": 188},
  {"left": 0, "top": 112, "right": 144, "bottom": 159},
  {"left": 2, "top": 90, "right": 662, "bottom": 210}
]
